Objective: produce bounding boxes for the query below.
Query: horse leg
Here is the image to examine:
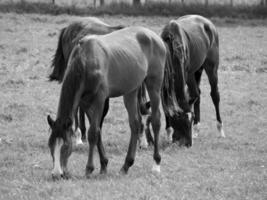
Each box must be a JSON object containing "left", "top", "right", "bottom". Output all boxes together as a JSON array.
[
  {"left": 120, "top": 89, "right": 141, "bottom": 174},
  {"left": 145, "top": 78, "right": 161, "bottom": 173},
  {"left": 72, "top": 108, "right": 83, "bottom": 145},
  {"left": 205, "top": 61, "right": 225, "bottom": 138},
  {"left": 79, "top": 107, "right": 87, "bottom": 142},
  {"left": 187, "top": 74, "right": 200, "bottom": 139},
  {"left": 192, "top": 68, "right": 203, "bottom": 138},
  {"left": 165, "top": 115, "right": 173, "bottom": 143},
  {"left": 84, "top": 94, "right": 106, "bottom": 178},
  {"left": 145, "top": 115, "right": 154, "bottom": 146},
  {"left": 97, "top": 98, "right": 109, "bottom": 174},
  {"left": 139, "top": 113, "right": 149, "bottom": 149}
]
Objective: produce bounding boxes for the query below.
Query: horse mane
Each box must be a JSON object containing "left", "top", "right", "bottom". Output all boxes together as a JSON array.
[
  {"left": 56, "top": 45, "right": 84, "bottom": 121},
  {"left": 49, "top": 19, "right": 125, "bottom": 83},
  {"left": 161, "top": 43, "right": 182, "bottom": 117},
  {"left": 161, "top": 25, "right": 191, "bottom": 115}
]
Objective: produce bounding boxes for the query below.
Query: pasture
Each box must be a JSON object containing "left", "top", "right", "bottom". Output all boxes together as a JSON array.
[{"left": 0, "top": 13, "right": 266, "bottom": 200}]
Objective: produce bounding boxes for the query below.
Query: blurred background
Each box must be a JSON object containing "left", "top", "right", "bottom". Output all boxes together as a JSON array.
[{"left": 0, "top": 0, "right": 266, "bottom": 8}]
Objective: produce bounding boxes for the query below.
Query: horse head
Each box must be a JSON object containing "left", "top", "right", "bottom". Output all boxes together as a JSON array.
[
  {"left": 169, "top": 111, "right": 194, "bottom": 147},
  {"left": 47, "top": 115, "right": 73, "bottom": 180}
]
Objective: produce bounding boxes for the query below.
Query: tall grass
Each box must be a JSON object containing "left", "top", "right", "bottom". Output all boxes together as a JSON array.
[{"left": 0, "top": 1, "right": 266, "bottom": 18}]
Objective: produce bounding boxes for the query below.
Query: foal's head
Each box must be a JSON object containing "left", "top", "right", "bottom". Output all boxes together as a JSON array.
[
  {"left": 47, "top": 115, "right": 73, "bottom": 179},
  {"left": 170, "top": 111, "right": 194, "bottom": 147}
]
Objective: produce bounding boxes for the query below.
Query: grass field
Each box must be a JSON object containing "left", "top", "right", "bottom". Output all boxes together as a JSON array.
[{"left": 0, "top": 13, "right": 267, "bottom": 200}]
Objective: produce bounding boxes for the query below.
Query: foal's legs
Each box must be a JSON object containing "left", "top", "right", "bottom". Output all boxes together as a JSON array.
[
  {"left": 121, "top": 89, "right": 141, "bottom": 174},
  {"left": 84, "top": 94, "right": 106, "bottom": 178},
  {"left": 205, "top": 60, "right": 225, "bottom": 138},
  {"left": 145, "top": 78, "right": 161, "bottom": 173}
]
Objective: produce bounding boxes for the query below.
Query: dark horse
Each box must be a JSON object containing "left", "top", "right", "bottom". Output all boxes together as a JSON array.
[
  {"left": 49, "top": 17, "right": 124, "bottom": 144},
  {"left": 161, "top": 15, "right": 225, "bottom": 145},
  {"left": 47, "top": 27, "right": 167, "bottom": 179}
]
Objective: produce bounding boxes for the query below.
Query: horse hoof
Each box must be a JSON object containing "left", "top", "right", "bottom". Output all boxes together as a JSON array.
[
  {"left": 166, "top": 127, "right": 173, "bottom": 143},
  {"left": 220, "top": 130, "right": 226, "bottom": 138},
  {"left": 192, "top": 123, "right": 200, "bottom": 138},
  {"left": 217, "top": 122, "right": 226, "bottom": 138},
  {"left": 52, "top": 174, "right": 62, "bottom": 181},
  {"left": 139, "top": 141, "right": 148, "bottom": 149},
  {"left": 151, "top": 163, "right": 161, "bottom": 173},
  {"left": 119, "top": 167, "right": 128, "bottom": 175},
  {"left": 100, "top": 168, "right": 107, "bottom": 175},
  {"left": 62, "top": 171, "right": 71, "bottom": 180},
  {"left": 139, "top": 134, "right": 148, "bottom": 149},
  {"left": 85, "top": 166, "right": 94, "bottom": 178}
]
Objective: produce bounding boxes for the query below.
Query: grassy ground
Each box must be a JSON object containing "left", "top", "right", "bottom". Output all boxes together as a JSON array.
[{"left": 0, "top": 13, "right": 266, "bottom": 200}]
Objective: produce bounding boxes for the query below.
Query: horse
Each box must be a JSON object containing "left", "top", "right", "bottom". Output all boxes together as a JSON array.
[
  {"left": 49, "top": 17, "right": 124, "bottom": 144},
  {"left": 160, "top": 15, "right": 225, "bottom": 145},
  {"left": 47, "top": 26, "right": 167, "bottom": 179}
]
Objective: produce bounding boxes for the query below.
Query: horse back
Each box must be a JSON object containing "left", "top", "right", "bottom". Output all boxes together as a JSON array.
[
  {"left": 78, "top": 27, "right": 166, "bottom": 97},
  {"left": 178, "top": 15, "right": 219, "bottom": 71}
]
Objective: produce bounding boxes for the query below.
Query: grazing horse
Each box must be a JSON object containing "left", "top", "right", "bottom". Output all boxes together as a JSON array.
[
  {"left": 160, "top": 15, "right": 225, "bottom": 145},
  {"left": 47, "top": 27, "right": 166, "bottom": 179},
  {"left": 49, "top": 17, "right": 124, "bottom": 143}
]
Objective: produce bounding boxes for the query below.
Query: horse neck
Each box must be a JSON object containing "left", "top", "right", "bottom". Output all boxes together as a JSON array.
[
  {"left": 56, "top": 64, "right": 83, "bottom": 122},
  {"left": 162, "top": 42, "right": 190, "bottom": 114},
  {"left": 172, "top": 55, "right": 190, "bottom": 112},
  {"left": 175, "top": 31, "right": 191, "bottom": 113}
]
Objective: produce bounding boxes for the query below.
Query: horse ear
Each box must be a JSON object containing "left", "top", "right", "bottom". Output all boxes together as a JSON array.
[
  {"left": 64, "top": 117, "right": 73, "bottom": 129},
  {"left": 47, "top": 115, "right": 55, "bottom": 128}
]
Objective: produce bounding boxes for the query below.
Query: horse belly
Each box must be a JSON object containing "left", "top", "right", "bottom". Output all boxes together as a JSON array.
[
  {"left": 107, "top": 61, "right": 147, "bottom": 97},
  {"left": 187, "top": 42, "right": 208, "bottom": 74}
]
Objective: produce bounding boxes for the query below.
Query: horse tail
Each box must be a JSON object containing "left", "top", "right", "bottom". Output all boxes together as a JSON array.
[{"left": 49, "top": 27, "right": 66, "bottom": 83}]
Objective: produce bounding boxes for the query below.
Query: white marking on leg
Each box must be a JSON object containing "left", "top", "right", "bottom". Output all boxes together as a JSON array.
[
  {"left": 52, "top": 138, "right": 63, "bottom": 176},
  {"left": 166, "top": 127, "right": 173, "bottom": 143},
  {"left": 152, "top": 162, "right": 161, "bottom": 173},
  {"left": 217, "top": 122, "right": 226, "bottom": 138},
  {"left": 75, "top": 128, "right": 83, "bottom": 145},
  {"left": 139, "top": 114, "right": 150, "bottom": 149},
  {"left": 186, "top": 112, "right": 193, "bottom": 122},
  {"left": 139, "top": 132, "right": 148, "bottom": 149},
  {"left": 192, "top": 123, "right": 200, "bottom": 138}
]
